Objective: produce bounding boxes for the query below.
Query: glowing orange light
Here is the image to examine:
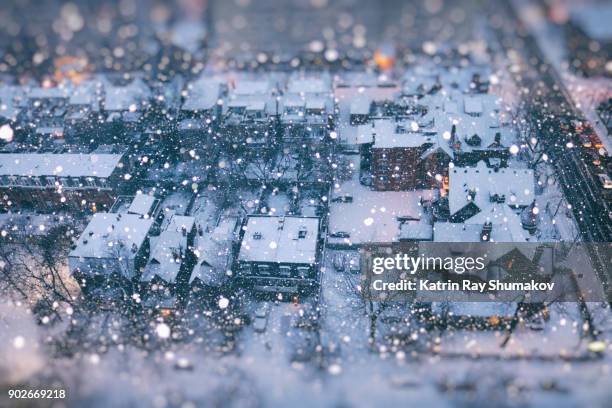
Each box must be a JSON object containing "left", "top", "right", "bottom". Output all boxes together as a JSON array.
[{"left": 373, "top": 50, "right": 395, "bottom": 71}]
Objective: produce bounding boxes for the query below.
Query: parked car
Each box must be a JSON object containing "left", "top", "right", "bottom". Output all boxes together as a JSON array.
[
  {"left": 578, "top": 133, "right": 592, "bottom": 148},
  {"left": 589, "top": 133, "right": 603, "bottom": 149},
  {"left": 598, "top": 173, "right": 612, "bottom": 189},
  {"left": 253, "top": 303, "right": 270, "bottom": 333},
  {"left": 331, "top": 195, "right": 353, "bottom": 203},
  {"left": 329, "top": 231, "right": 350, "bottom": 239},
  {"left": 332, "top": 253, "right": 346, "bottom": 271},
  {"left": 346, "top": 254, "right": 361, "bottom": 274}
]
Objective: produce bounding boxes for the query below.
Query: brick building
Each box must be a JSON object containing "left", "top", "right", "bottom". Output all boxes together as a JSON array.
[
  {"left": 0, "top": 152, "right": 129, "bottom": 211},
  {"left": 368, "top": 120, "right": 451, "bottom": 190}
]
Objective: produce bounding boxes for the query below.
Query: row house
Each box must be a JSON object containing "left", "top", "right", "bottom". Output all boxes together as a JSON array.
[
  {"left": 220, "top": 79, "right": 280, "bottom": 154},
  {"left": 68, "top": 212, "right": 154, "bottom": 282},
  {"left": 19, "top": 86, "right": 70, "bottom": 144},
  {"left": 140, "top": 214, "right": 197, "bottom": 292},
  {"left": 64, "top": 80, "right": 104, "bottom": 143},
  {"left": 178, "top": 77, "right": 225, "bottom": 151},
  {"left": 236, "top": 215, "right": 322, "bottom": 294},
  {"left": 101, "top": 76, "right": 152, "bottom": 135},
  {"left": 280, "top": 76, "right": 335, "bottom": 149},
  {"left": 0, "top": 152, "right": 129, "bottom": 211},
  {"left": 0, "top": 84, "right": 25, "bottom": 129}
]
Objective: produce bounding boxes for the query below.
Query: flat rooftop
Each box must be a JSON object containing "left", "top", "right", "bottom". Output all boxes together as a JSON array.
[
  {"left": 0, "top": 153, "right": 124, "bottom": 178},
  {"left": 238, "top": 215, "right": 320, "bottom": 264}
]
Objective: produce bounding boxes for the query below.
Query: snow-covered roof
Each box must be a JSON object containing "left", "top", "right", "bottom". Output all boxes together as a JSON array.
[
  {"left": 328, "top": 159, "right": 436, "bottom": 245},
  {"left": 179, "top": 118, "right": 204, "bottom": 130},
  {"left": 69, "top": 81, "right": 101, "bottom": 109},
  {"left": 141, "top": 231, "right": 185, "bottom": 283},
  {"left": 164, "top": 214, "right": 195, "bottom": 235},
  {"left": 246, "top": 100, "right": 266, "bottom": 111},
  {"left": 448, "top": 161, "right": 535, "bottom": 216},
  {"left": 233, "top": 80, "right": 271, "bottom": 96},
  {"left": 0, "top": 85, "right": 25, "bottom": 120},
  {"left": 356, "top": 124, "right": 375, "bottom": 144},
  {"left": 463, "top": 95, "right": 483, "bottom": 115},
  {"left": 28, "top": 86, "right": 70, "bottom": 100},
  {"left": 0, "top": 153, "right": 123, "bottom": 178},
  {"left": 434, "top": 211, "right": 529, "bottom": 243},
  {"left": 306, "top": 97, "right": 326, "bottom": 110},
  {"left": 287, "top": 77, "right": 331, "bottom": 94},
  {"left": 238, "top": 215, "right": 320, "bottom": 264},
  {"left": 350, "top": 97, "right": 371, "bottom": 115},
  {"left": 399, "top": 218, "right": 433, "bottom": 241},
  {"left": 140, "top": 214, "right": 195, "bottom": 283},
  {"left": 371, "top": 120, "right": 438, "bottom": 148},
  {"left": 182, "top": 78, "right": 222, "bottom": 111},
  {"left": 191, "top": 216, "right": 239, "bottom": 286},
  {"left": 127, "top": 194, "right": 156, "bottom": 217},
  {"left": 69, "top": 213, "right": 153, "bottom": 260},
  {"left": 103, "top": 78, "right": 151, "bottom": 111}
]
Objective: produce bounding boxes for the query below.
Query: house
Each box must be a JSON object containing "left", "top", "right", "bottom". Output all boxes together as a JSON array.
[
  {"left": 0, "top": 152, "right": 129, "bottom": 211},
  {"left": 68, "top": 212, "right": 153, "bottom": 280},
  {"left": 236, "top": 215, "right": 322, "bottom": 294},
  {"left": 179, "top": 77, "right": 224, "bottom": 149},
  {"left": 433, "top": 204, "right": 531, "bottom": 242},
  {"left": 367, "top": 120, "right": 451, "bottom": 190},
  {"left": 181, "top": 77, "right": 224, "bottom": 118},
  {"left": 280, "top": 75, "right": 334, "bottom": 146},
  {"left": 0, "top": 84, "right": 25, "bottom": 127},
  {"left": 189, "top": 214, "right": 241, "bottom": 291},
  {"left": 447, "top": 161, "right": 535, "bottom": 223},
  {"left": 64, "top": 80, "right": 103, "bottom": 142},
  {"left": 101, "top": 77, "right": 152, "bottom": 131},
  {"left": 21, "top": 86, "right": 70, "bottom": 142},
  {"left": 327, "top": 155, "right": 436, "bottom": 247},
  {"left": 220, "top": 79, "right": 279, "bottom": 151},
  {"left": 349, "top": 96, "right": 372, "bottom": 125},
  {"left": 127, "top": 194, "right": 159, "bottom": 217},
  {"left": 429, "top": 93, "right": 511, "bottom": 167},
  {"left": 140, "top": 214, "right": 196, "bottom": 287}
]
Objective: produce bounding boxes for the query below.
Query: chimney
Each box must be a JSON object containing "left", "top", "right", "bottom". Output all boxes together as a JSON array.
[
  {"left": 467, "top": 188, "right": 477, "bottom": 202},
  {"left": 451, "top": 124, "right": 456, "bottom": 142},
  {"left": 494, "top": 132, "right": 501, "bottom": 145},
  {"left": 480, "top": 222, "right": 492, "bottom": 242}
]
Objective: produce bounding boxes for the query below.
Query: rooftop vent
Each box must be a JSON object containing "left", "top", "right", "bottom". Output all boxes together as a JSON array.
[
  {"left": 298, "top": 227, "right": 307, "bottom": 239},
  {"left": 253, "top": 232, "right": 262, "bottom": 240},
  {"left": 481, "top": 222, "right": 493, "bottom": 242}
]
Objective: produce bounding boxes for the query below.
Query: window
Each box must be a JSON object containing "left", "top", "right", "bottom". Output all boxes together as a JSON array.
[
  {"left": 285, "top": 106, "right": 304, "bottom": 116},
  {"left": 258, "top": 265, "right": 271, "bottom": 275},
  {"left": 297, "top": 266, "right": 310, "bottom": 279},
  {"left": 279, "top": 266, "right": 291, "bottom": 277}
]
